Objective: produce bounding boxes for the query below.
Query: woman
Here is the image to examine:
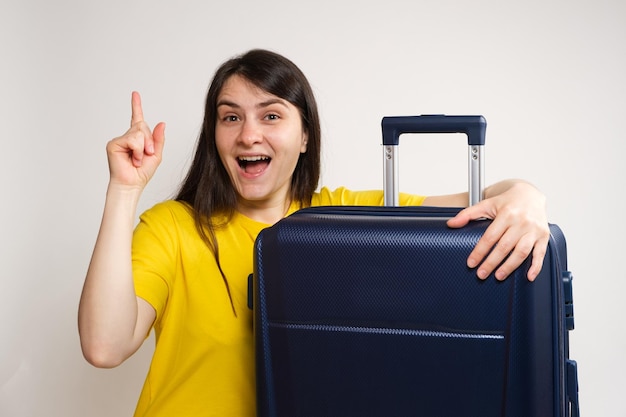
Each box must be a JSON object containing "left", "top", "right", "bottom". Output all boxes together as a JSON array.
[{"left": 78, "top": 49, "right": 549, "bottom": 416}]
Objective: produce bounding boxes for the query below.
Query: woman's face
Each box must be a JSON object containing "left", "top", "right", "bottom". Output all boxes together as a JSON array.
[{"left": 215, "top": 75, "right": 308, "bottom": 215}]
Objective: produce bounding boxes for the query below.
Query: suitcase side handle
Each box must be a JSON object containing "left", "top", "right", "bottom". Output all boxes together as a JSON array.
[{"left": 381, "top": 115, "right": 487, "bottom": 207}]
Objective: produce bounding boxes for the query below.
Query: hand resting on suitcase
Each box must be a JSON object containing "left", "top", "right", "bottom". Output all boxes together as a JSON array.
[{"left": 425, "top": 179, "right": 549, "bottom": 282}]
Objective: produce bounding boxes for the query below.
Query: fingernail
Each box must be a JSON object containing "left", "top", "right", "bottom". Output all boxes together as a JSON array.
[
  {"left": 477, "top": 269, "right": 487, "bottom": 279},
  {"left": 467, "top": 258, "right": 477, "bottom": 268}
]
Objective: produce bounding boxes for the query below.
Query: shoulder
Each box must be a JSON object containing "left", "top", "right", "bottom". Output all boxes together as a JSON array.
[
  {"left": 135, "top": 200, "right": 197, "bottom": 240},
  {"left": 139, "top": 200, "right": 193, "bottom": 222},
  {"left": 132, "top": 201, "right": 200, "bottom": 270}
]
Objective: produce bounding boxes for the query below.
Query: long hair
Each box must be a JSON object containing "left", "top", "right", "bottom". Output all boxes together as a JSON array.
[{"left": 176, "top": 49, "right": 321, "bottom": 315}]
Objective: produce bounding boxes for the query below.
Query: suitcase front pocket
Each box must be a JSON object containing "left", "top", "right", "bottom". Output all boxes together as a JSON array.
[{"left": 267, "top": 322, "right": 507, "bottom": 417}]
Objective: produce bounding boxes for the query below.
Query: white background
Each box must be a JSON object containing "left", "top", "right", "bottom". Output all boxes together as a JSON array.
[{"left": 1, "top": 0, "right": 624, "bottom": 415}]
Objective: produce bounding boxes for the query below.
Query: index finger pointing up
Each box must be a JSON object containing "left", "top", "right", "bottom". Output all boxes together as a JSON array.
[{"left": 130, "top": 91, "right": 144, "bottom": 126}]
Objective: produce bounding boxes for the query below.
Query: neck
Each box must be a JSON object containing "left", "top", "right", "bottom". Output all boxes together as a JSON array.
[{"left": 236, "top": 198, "right": 293, "bottom": 225}]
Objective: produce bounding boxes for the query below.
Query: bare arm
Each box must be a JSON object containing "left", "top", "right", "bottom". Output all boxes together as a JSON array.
[
  {"left": 78, "top": 92, "right": 165, "bottom": 368},
  {"left": 423, "top": 179, "right": 550, "bottom": 282}
]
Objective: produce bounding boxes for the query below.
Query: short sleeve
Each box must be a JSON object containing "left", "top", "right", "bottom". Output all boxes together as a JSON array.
[{"left": 132, "top": 202, "right": 180, "bottom": 321}]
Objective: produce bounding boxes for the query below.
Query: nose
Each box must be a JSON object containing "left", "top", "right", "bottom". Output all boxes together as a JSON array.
[{"left": 239, "top": 119, "right": 262, "bottom": 146}]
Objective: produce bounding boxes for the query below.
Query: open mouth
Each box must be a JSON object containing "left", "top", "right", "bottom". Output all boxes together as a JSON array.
[{"left": 238, "top": 155, "right": 271, "bottom": 174}]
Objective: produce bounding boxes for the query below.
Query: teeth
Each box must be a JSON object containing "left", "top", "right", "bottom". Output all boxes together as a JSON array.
[{"left": 238, "top": 156, "right": 269, "bottom": 162}]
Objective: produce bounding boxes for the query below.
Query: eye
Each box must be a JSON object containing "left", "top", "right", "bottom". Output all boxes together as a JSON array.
[
  {"left": 222, "top": 115, "right": 239, "bottom": 122},
  {"left": 265, "top": 113, "right": 280, "bottom": 121}
]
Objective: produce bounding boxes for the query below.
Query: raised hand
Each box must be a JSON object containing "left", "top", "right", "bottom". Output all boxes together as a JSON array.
[
  {"left": 79, "top": 91, "right": 164, "bottom": 368},
  {"left": 106, "top": 91, "right": 166, "bottom": 189}
]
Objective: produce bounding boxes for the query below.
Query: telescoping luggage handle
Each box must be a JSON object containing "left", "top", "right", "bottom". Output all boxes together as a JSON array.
[{"left": 381, "top": 115, "right": 487, "bottom": 207}]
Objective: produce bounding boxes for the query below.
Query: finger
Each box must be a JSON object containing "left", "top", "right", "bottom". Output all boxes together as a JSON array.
[
  {"left": 447, "top": 207, "right": 472, "bottom": 228},
  {"left": 447, "top": 201, "right": 495, "bottom": 229},
  {"left": 141, "top": 121, "right": 165, "bottom": 157},
  {"left": 121, "top": 129, "right": 147, "bottom": 167},
  {"left": 107, "top": 130, "right": 145, "bottom": 168},
  {"left": 492, "top": 232, "right": 536, "bottom": 281},
  {"left": 151, "top": 122, "right": 166, "bottom": 156},
  {"left": 525, "top": 236, "right": 549, "bottom": 281},
  {"left": 152, "top": 122, "right": 165, "bottom": 153},
  {"left": 466, "top": 217, "right": 508, "bottom": 273},
  {"left": 131, "top": 132, "right": 147, "bottom": 167},
  {"left": 473, "top": 233, "right": 514, "bottom": 280},
  {"left": 130, "top": 91, "right": 144, "bottom": 126}
]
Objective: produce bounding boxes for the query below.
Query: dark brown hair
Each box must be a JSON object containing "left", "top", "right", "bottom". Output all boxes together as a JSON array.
[{"left": 176, "top": 49, "right": 321, "bottom": 314}]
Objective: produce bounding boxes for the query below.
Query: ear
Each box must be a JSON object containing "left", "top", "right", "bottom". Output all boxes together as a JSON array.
[{"left": 300, "top": 131, "right": 309, "bottom": 153}]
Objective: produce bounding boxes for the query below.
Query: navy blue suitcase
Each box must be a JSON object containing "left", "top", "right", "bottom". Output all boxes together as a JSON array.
[{"left": 251, "top": 115, "right": 579, "bottom": 417}]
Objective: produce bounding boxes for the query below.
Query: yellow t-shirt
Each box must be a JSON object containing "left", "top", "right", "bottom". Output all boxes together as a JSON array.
[{"left": 131, "top": 187, "right": 425, "bottom": 417}]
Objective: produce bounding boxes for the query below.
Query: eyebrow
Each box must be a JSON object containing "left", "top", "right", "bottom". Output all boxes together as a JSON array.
[{"left": 217, "top": 98, "right": 290, "bottom": 109}]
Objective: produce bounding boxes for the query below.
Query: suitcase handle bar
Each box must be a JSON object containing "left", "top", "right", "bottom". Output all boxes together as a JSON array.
[
  {"left": 381, "top": 115, "right": 486, "bottom": 146},
  {"left": 381, "top": 115, "right": 486, "bottom": 207}
]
